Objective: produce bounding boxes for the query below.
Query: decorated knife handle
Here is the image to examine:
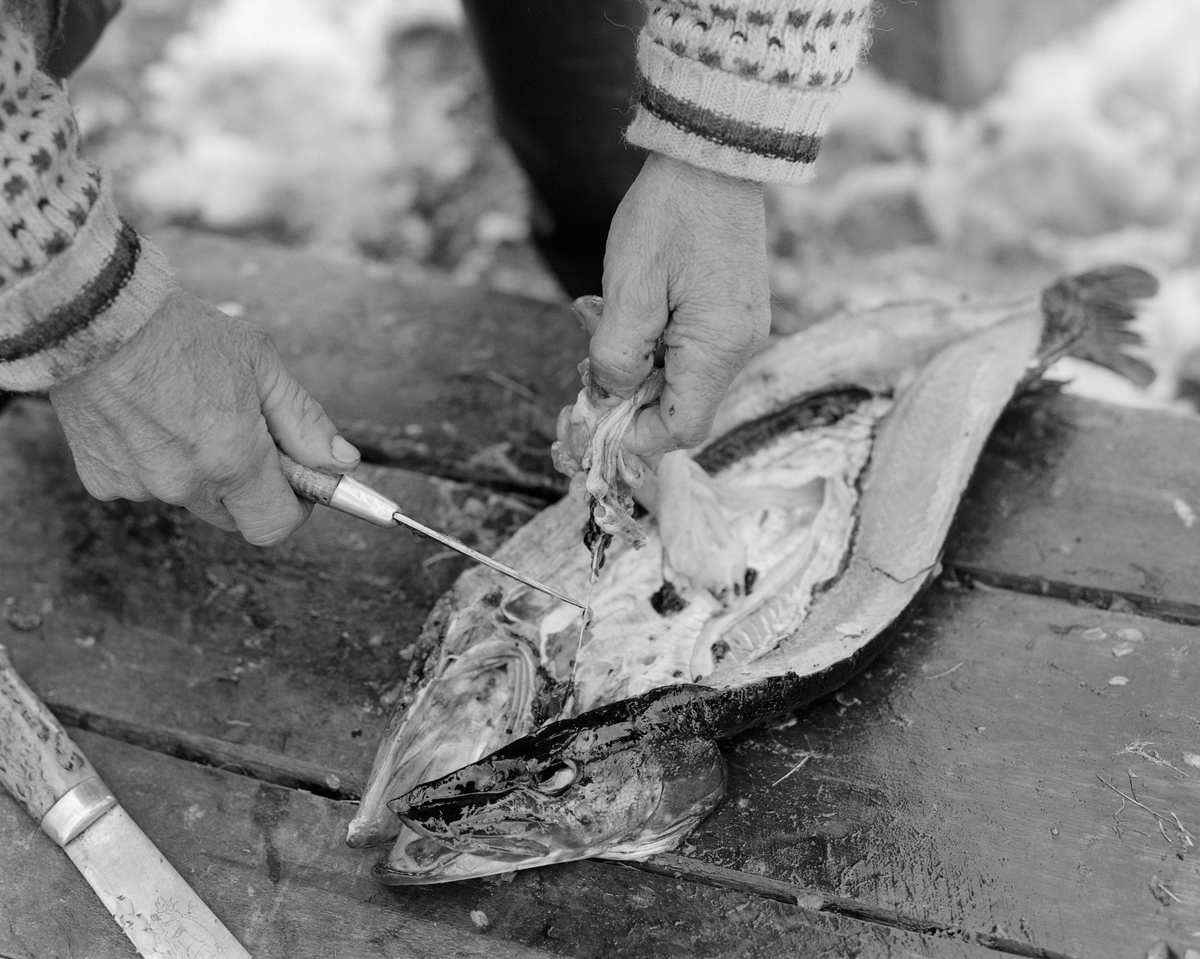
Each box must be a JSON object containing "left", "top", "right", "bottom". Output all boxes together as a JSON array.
[
  {"left": 278, "top": 452, "right": 341, "bottom": 505},
  {"left": 0, "top": 646, "right": 102, "bottom": 825}
]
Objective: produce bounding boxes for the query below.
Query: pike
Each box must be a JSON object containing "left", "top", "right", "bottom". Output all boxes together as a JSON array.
[
  {"left": 0, "top": 646, "right": 253, "bottom": 958},
  {"left": 346, "top": 267, "right": 1157, "bottom": 884}
]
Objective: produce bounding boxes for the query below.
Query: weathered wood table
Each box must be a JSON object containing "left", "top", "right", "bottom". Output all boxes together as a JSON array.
[{"left": 2, "top": 232, "right": 1197, "bottom": 959}]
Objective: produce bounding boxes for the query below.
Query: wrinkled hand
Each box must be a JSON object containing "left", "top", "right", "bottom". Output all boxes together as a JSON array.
[
  {"left": 586, "top": 152, "right": 770, "bottom": 456},
  {"left": 49, "top": 288, "right": 359, "bottom": 545}
]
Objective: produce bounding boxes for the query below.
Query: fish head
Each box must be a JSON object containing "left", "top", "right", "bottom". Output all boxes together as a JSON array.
[{"left": 387, "top": 690, "right": 726, "bottom": 866}]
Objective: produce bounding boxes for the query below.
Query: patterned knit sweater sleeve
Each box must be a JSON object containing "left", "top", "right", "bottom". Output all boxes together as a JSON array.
[
  {"left": 627, "top": 0, "right": 874, "bottom": 184},
  {"left": 0, "top": 20, "right": 174, "bottom": 393}
]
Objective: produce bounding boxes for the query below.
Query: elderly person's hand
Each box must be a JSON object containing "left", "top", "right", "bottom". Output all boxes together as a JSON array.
[
  {"left": 584, "top": 152, "right": 770, "bottom": 456},
  {"left": 49, "top": 289, "right": 359, "bottom": 545}
]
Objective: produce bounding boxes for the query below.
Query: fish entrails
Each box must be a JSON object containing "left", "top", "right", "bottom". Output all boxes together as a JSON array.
[{"left": 349, "top": 267, "right": 1158, "bottom": 884}]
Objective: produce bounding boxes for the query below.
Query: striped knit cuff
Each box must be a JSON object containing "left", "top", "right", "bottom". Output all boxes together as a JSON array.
[
  {"left": 0, "top": 176, "right": 175, "bottom": 392},
  {"left": 626, "top": 35, "right": 845, "bottom": 185}
]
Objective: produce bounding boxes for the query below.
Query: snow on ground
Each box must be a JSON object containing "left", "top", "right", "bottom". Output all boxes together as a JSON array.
[
  {"left": 772, "top": 0, "right": 1200, "bottom": 412},
  {"left": 71, "top": 0, "right": 554, "bottom": 295},
  {"left": 70, "top": 0, "right": 1200, "bottom": 411},
  {"left": 130, "top": 0, "right": 467, "bottom": 252}
]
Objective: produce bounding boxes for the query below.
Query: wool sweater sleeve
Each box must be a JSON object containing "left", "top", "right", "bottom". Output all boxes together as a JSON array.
[
  {"left": 627, "top": 0, "right": 874, "bottom": 184},
  {"left": 0, "top": 20, "right": 174, "bottom": 393}
]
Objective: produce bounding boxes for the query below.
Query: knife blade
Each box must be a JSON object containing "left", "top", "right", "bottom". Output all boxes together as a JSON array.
[
  {"left": 278, "top": 453, "right": 584, "bottom": 609},
  {"left": 0, "top": 645, "right": 253, "bottom": 959}
]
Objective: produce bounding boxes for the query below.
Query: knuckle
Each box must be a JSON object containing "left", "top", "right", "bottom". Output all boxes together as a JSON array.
[
  {"left": 144, "top": 472, "right": 199, "bottom": 507},
  {"left": 205, "top": 451, "right": 262, "bottom": 493},
  {"left": 74, "top": 462, "right": 144, "bottom": 502},
  {"left": 234, "top": 324, "right": 278, "bottom": 370},
  {"left": 81, "top": 476, "right": 128, "bottom": 502},
  {"left": 589, "top": 343, "right": 653, "bottom": 397},
  {"left": 244, "top": 324, "right": 276, "bottom": 354},
  {"left": 291, "top": 382, "right": 329, "bottom": 429}
]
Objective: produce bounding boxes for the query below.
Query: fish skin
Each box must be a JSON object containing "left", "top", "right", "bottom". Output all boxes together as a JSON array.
[{"left": 350, "top": 267, "right": 1157, "bottom": 883}]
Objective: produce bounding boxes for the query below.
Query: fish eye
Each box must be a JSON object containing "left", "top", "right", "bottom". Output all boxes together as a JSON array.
[
  {"left": 534, "top": 759, "right": 579, "bottom": 795},
  {"left": 574, "top": 729, "right": 597, "bottom": 749}
]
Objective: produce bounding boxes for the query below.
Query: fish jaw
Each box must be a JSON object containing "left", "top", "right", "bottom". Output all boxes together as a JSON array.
[
  {"left": 387, "top": 706, "right": 726, "bottom": 870},
  {"left": 347, "top": 626, "right": 543, "bottom": 849}
]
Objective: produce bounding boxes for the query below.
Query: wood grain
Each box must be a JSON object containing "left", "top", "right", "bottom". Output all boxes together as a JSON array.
[
  {"left": 677, "top": 585, "right": 1199, "bottom": 959},
  {"left": 947, "top": 395, "right": 1200, "bottom": 619},
  {"left": 0, "top": 731, "right": 997, "bottom": 959}
]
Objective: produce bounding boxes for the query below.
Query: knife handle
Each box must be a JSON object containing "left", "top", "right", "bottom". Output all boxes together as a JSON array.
[
  {"left": 278, "top": 451, "right": 341, "bottom": 505},
  {"left": 278, "top": 452, "right": 401, "bottom": 528},
  {"left": 0, "top": 645, "right": 101, "bottom": 824}
]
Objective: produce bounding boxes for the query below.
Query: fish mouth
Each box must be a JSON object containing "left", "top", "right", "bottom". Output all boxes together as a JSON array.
[
  {"left": 390, "top": 756, "right": 581, "bottom": 817},
  {"left": 387, "top": 755, "right": 583, "bottom": 857}
]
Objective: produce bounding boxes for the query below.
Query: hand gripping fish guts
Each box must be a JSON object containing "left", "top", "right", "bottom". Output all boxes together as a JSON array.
[{"left": 347, "top": 267, "right": 1157, "bottom": 883}]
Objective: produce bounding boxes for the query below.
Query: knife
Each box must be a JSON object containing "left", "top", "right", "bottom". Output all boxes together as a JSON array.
[
  {"left": 278, "top": 453, "right": 584, "bottom": 609},
  {"left": 0, "top": 645, "right": 253, "bottom": 958}
]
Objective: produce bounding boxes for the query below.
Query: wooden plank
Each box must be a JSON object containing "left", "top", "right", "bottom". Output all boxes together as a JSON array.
[
  {"left": 0, "top": 397, "right": 536, "bottom": 779},
  {"left": 672, "top": 584, "right": 1199, "bottom": 959},
  {"left": 947, "top": 395, "right": 1200, "bottom": 621},
  {"left": 0, "top": 731, "right": 996, "bottom": 959}
]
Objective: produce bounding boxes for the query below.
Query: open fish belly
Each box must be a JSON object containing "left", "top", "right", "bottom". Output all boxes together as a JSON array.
[
  {"left": 351, "top": 270, "right": 1152, "bottom": 883},
  {"left": 707, "top": 309, "right": 1044, "bottom": 689}
]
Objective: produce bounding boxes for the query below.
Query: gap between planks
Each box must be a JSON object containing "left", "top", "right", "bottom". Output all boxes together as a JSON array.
[
  {"left": 48, "top": 701, "right": 1081, "bottom": 959},
  {"left": 46, "top": 700, "right": 364, "bottom": 801},
  {"left": 947, "top": 563, "right": 1200, "bottom": 626},
  {"left": 633, "top": 856, "right": 1079, "bottom": 959}
]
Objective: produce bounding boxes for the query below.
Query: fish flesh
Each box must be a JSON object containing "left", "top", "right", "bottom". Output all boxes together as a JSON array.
[{"left": 346, "top": 267, "right": 1156, "bottom": 883}]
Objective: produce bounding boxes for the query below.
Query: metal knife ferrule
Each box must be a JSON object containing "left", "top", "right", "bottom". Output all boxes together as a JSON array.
[
  {"left": 40, "top": 777, "right": 117, "bottom": 846},
  {"left": 328, "top": 473, "right": 404, "bottom": 528}
]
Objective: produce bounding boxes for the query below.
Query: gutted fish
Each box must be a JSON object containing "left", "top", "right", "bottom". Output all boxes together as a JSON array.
[{"left": 347, "top": 267, "right": 1156, "bottom": 884}]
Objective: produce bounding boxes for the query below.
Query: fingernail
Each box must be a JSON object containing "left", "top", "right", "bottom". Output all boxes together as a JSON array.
[
  {"left": 331, "top": 434, "right": 360, "bottom": 467},
  {"left": 571, "top": 295, "right": 604, "bottom": 331}
]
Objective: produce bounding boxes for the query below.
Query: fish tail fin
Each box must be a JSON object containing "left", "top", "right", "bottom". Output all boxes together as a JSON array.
[{"left": 1038, "top": 265, "right": 1159, "bottom": 387}]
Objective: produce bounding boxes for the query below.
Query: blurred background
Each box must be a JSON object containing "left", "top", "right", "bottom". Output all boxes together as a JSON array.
[{"left": 67, "top": 0, "right": 1200, "bottom": 411}]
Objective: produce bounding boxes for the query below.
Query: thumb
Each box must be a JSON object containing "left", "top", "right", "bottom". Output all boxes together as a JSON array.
[{"left": 252, "top": 340, "right": 360, "bottom": 473}]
